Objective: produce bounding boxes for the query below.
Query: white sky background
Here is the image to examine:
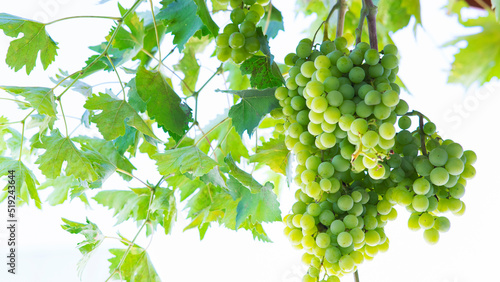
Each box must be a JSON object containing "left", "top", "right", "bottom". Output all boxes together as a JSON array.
[{"left": 0, "top": 0, "right": 499, "bottom": 282}]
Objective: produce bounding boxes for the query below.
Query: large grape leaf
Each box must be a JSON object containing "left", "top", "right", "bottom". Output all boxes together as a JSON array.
[
  {"left": 0, "top": 158, "right": 41, "bottom": 208},
  {"left": 0, "top": 13, "right": 58, "bottom": 74},
  {"left": 377, "top": 0, "right": 421, "bottom": 32},
  {"left": 217, "top": 88, "right": 279, "bottom": 136},
  {"left": 108, "top": 245, "right": 160, "bottom": 282},
  {"left": 447, "top": 14, "right": 500, "bottom": 86},
  {"left": 193, "top": 0, "right": 219, "bottom": 36},
  {"left": 35, "top": 129, "right": 99, "bottom": 182},
  {"left": 110, "top": 4, "right": 145, "bottom": 52},
  {"left": 135, "top": 67, "right": 192, "bottom": 138},
  {"left": 157, "top": 0, "right": 204, "bottom": 51},
  {"left": 174, "top": 37, "right": 209, "bottom": 96},
  {"left": 257, "top": 4, "right": 284, "bottom": 38},
  {"left": 224, "top": 155, "right": 263, "bottom": 193},
  {"left": 39, "top": 175, "right": 83, "bottom": 206},
  {"left": 155, "top": 146, "right": 218, "bottom": 177},
  {"left": 61, "top": 218, "right": 104, "bottom": 277},
  {"left": 93, "top": 190, "right": 150, "bottom": 224},
  {"left": 0, "top": 86, "right": 57, "bottom": 117},
  {"left": 240, "top": 56, "right": 284, "bottom": 89},
  {"left": 249, "top": 135, "right": 290, "bottom": 175},
  {"left": 83, "top": 92, "right": 158, "bottom": 141}
]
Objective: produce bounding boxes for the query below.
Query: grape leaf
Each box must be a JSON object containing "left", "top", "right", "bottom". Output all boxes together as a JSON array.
[
  {"left": 133, "top": 17, "right": 167, "bottom": 66},
  {"left": 61, "top": 218, "right": 103, "bottom": 278},
  {"left": 111, "top": 4, "right": 145, "bottom": 52},
  {"left": 174, "top": 37, "right": 209, "bottom": 96},
  {"left": 226, "top": 175, "right": 281, "bottom": 228},
  {"left": 157, "top": 0, "right": 204, "bottom": 51},
  {"left": 35, "top": 129, "right": 100, "bottom": 182},
  {"left": 377, "top": 0, "right": 421, "bottom": 32},
  {"left": 257, "top": 4, "right": 284, "bottom": 38},
  {"left": 240, "top": 56, "right": 284, "bottom": 89},
  {"left": 197, "top": 116, "right": 249, "bottom": 163},
  {"left": 83, "top": 92, "right": 158, "bottom": 141},
  {"left": 39, "top": 175, "right": 82, "bottom": 206},
  {"left": 126, "top": 78, "right": 147, "bottom": 113},
  {"left": 0, "top": 86, "right": 57, "bottom": 117},
  {"left": 0, "top": 158, "right": 41, "bottom": 208},
  {"left": 167, "top": 174, "right": 206, "bottom": 201},
  {"left": 0, "top": 13, "right": 58, "bottom": 74},
  {"left": 217, "top": 88, "right": 279, "bottom": 136},
  {"left": 447, "top": 14, "right": 500, "bottom": 86},
  {"left": 155, "top": 146, "right": 218, "bottom": 177},
  {"left": 108, "top": 246, "right": 160, "bottom": 282},
  {"left": 50, "top": 70, "right": 92, "bottom": 98},
  {"left": 224, "top": 62, "right": 251, "bottom": 91},
  {"left": 249, "top": 135, "right": 290, "bottom": 175},
  {"left": 193, "top": 0, "right": 219, "bottom": 36},
  {"left": 224, "top": 154, "right": 263, "bottom": 193},
  {"left": 150, "top": 187, "right": 177, "bottom": 234},
  {"left": 135, "top": 67, "right": 192, "bottom": 138}
]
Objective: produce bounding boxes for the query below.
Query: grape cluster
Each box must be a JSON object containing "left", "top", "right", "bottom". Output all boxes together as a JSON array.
[
  {"left": 215, "top": 0, "right": 269, "bottom": 64},
  {"left": 273, "top": 38, "right": 477, "bottom": 281}
]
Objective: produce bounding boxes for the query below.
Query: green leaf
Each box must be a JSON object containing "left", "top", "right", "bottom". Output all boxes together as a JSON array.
[
  {"left": 94, "top": 190, "right": 150, "bottom": 224},
  {"left": 0, "top": 158, "right": 41, "bottom": 208},
  {"left": 218, "top": 88, "right": 279, "bottom": 136},
  {"left": 126, "top": 78, "right": 147, "bottom": 113},
  {"left": 61, "top": 218, "right": 103, "bottom": 278},
  {"left": 257, "top": 4, "right": 284, "bottom": 38},
  {"left": 155, "top": 146, "right": 218, "bottom": 177},
  {"left": 35, "top": 129, "right": 99, "bottom": 182},
  {"left": 249, "top": 135, "right": 290, "bottom": 175},
  {"left": 224, "top": 62, "right": 250, "bottom": 91},
  {"left": 157, "top": 0, "right": 204, "bottom": 51},
  {"left": 447, "top": 14, "right": 500, "bottom": 86},
  {"left": 111, "top": 4, "right": 145, "bottom": 52},
  {"left": 136, "top": 67, "right": 192, "bottom": 137},
  {"left": 240, "top": 56, "right": 283, "bottom": 89},
  {"left": 150, "top": 187, "right": 177, "bottom": 234},
  {"left": 228, "top": 177, "right": 281, "bottom": 228},
  {"left": 108, "top": 246, "right": 160, "bottom": 282},
  {"left": 0, "top": 86, "right": 57, "bottom": 116},
  {"left": 174, "top": 37, "right": 209, "bottom": 96},
  {"left": 39, "top": 175, "right": 82, "bottom": 206},
  {"left": 133, "top": 18, "right": 167, "bottom": 66},
  {"left": 83, "top": 92, "right": 158, "bottom": 141},
  {"left": 377, "top": 0, "right": 421, "bottom": 32},
  {"left": 0, "top": 13, "right": 58, "bottom": 74},
  {"left": 197, "top": 117, "right": 249, "bottom": 163},
  {"left": 193, "top": 0, "right": 219, "bottom": 36},
  {"left": 224, "top": 154, "right": 262, "bottom": 193}
]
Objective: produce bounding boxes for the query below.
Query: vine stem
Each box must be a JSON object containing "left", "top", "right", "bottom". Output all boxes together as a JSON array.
[
  {"left": 115, "top": 168, "right": 152, "bottom": 190},
  {"left": 364, "top": 0, "right": 378, "bottom": 49},
  {"left": 194, "top": 117, "right": 230, "bottom": 146},
  {"left": 55, "top": 0, "right": 144, "bottom": 100},
  {"left": 355, "top": 1, "right": 368, "bottom": 45},
  {"left": 58, "top": 99, "right": 69, "bottom": 137},
  {"left": 148, "top": 0, "right": 162, "bottom": 69},
  {"left": 105, "top": 53, "right": 126, "bottom": 99},
  {"left": 104, "top": 187, "right": 156, "bottom": 282},
  {"left": 263, "top": 3, "right": 273, "bottom": 35},
  {"left": 354, "top": 270, "right": 360, "bottom": 282},
  {"left": 336, "top": 0, "right": 348, "bottom": 38},
  {"left": 312, "top": 3, "right": 339, "bottom": 43},
  {"left": 404, "top": 110, "right": 431, "bottom": 156},
  {"left": 45, "top": 15, "right": 122, "bottom": 25},
  {"left": 18, "top": 121, "right": 25, "bottom": 162}
]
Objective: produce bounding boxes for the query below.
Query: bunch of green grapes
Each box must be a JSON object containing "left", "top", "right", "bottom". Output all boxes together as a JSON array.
[
  {"left": 272, "top": 37, "right": 477, "bottom": 281},
  {"left": 215, "top": 0, "right": 269, "bottom": 64}
]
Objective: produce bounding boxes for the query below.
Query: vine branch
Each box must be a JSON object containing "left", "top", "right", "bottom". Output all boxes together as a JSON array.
[
  {"left": 105, "top": 53, "right": 126, "bottom": 99},
  {"left": 45, "top": 15, "right": 122, "bottom": 25},
  {"left": 336, "top": 0, "right": 348, "bottom": 38},
  {"left": 312, "top": 3, "right": 339, "bottom": 43},
  {"left": 355, "top": 1, "right": 368, "bottom": 45},
  {"left": 364, "top": 0, "right": 378, "bottom": 49},
  {"left": 354, "top": 270, "right": 360, "bottom": 282},
  {"left": 148, "top": 0, "right": 162, "bottom": 69}
]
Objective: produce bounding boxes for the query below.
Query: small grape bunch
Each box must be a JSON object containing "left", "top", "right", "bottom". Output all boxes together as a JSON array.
[{"left": 215, "top": 0, "right": 269, "bottom": 64}]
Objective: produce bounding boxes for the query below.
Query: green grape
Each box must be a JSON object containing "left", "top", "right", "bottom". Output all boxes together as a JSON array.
[
  {"left": 449, "top": 183, "right": 465, "bottom": 199},
  {"left": 230, "top": 8, "right": 246, "bottom": 24},
  {"left": 413, "top": 178, "right": 430, "bottom": 195},
  {"left": 284, "top": 53, "right": 296, "bottom": 66},
  {"left": 303, "top": 274, "right": 315, "bottom": 282},
  {"left": 256, "top": 0, "right": 269, "bottom": 4},
  {"left": 309, "top": 110, "right": 324, "bottom": 124},
  {"left": 364, "top": 49, "right": 380, "bottom": 65},
  {"left": 395, "top": 99, "right": 409, "bottom": 115},
  {"left": 311, "top": 96, "right": 329, "bottom": 113},
  {"left": 249, "top": 3, "right": 265, "bottom": 17},
  {"left": 296, "top": 42, "right": 312, "bottom": 58},
  {"left": 288, "top": 122, "right": 304, "bottom": 138},
  {"left": 407, "top": 213, "right": 421, "bottom": 231},
  {"left": 381, "top": 54, "right": 398, "bottom": 69},
  {"left": 243, "top": 0, "right": 256, "bottom": 4},
  {"left": 463, "top": 150, "right": 477, "bottom": 165},
  {"left": 316, "top": 232, "right": 331, "bottom": 248},
  {"left": 318, "top": 162, "right": 335, "bottom": 178},
  {"left": 368, "top": 165, "right": 385, "bottom": 179},
  {"left": 355, "top": 101, "right": 374, "bottom": 118},
  {"left": 461, "top": 164, "right": 476, "bottom": 179},
  {"left": 434, "top": 216, "right": 450, "bottom": 232},
  {"left": 337, "top": 232, "right": 353, "bottom": 248},
  {"left": 297, "top": 110, "right": 310, "bottom": 125},
  {"left": 337, "top": 56, "right": 354, "bottom": 73},
  {"left": 430, "top": 167, "right": 449, "bottom": 186},
  {"left": 423, "top": 122, "right": 436, "bottom": 135},
  {"left": 325, "top": 246, "right": 342, "bottom": 263},
  {"left": 398, "top": 115, "right": 411, "bottom": 129},
  {"left": 382, "top": 89, "right": 399, "bottom": 107},
  {"left": 338, "top": 114, "right": 355, "bottom": 131},
  {"left": 379, "top": 122, "right": 396, "bottom": 139},
  {"left": 306, "top": 155, "right": 321, "bottom": 171},
  {"left": 315, "top": 68, "right": 332, "bottom": 83},
  {"left": 332, "top": 155, "right": 350, "bottom": 172},
  {"left": 362, "top": 131, "right": 379, "bottom": 148},
  {"left": 323, "top": 77, "right": 340, "bottom": 92},
  {"left": 349, "top": 66, "right": 365, "bottom": 83},
  {"left": 308, "top": 122, "right": 323, "bottom": 136},
  {"left": 229, "top": 32, "right": 245, "bottom": 49},
  {"left": 300, "top": 214, "right": 316, "bottom": 230},
  {"left": 320, "top": 133, "right": 337, "bottom": 148},
  {"left": 216, "top": 47, "right": 232, "bottom": 61},
  {"left": 216, "top": 33, "right": 230, "bottom": 47},
  {"left": 349, "top": 49, "right": 364, "bottom": 65},
  {"left": 301, "top": 235, "right": 315, "bottom": 250},
  {"left": 338, "top": 195, "right": 354, "bottom": 211},
  {"left": 326, "top": 91, "right": 343, "bottom": 107},
  {"left": 350, "top": 118, "right": 368, "bottom": 135},
  {"left": 412, "top": 195, "right": 429, "bottom": 212},
  {"left": 368, "top": 63, "right": 384, "bottom": 78},
  {"left": 291, "top": 96, "right": 306, "bottom": 111},
  {"left": 292, "top": 201, "right": 307, "bottom": 214},
  {"left": 330, "top": 219, "right": 346, "bottom": 235},
  {"left": 245, "top": 10, "right": 261, "bottom": 23},
  {"left": 306, "top": 81, "right": 324, "bottom": 97},
  {"left": 301, "top": 169, "right": 316, "bottom": 185},
  {"left": 319, "top": 209, "right": 335, "bottom": 226},
  {"left": 288, "top": 229, "right": 303, "bottom": 245},
  {"left": 307, "top": 203, "right": 322, "bottom": 217},
  {"left": 445, "top": 157, "right": 465, "bottom": 175},
  {"left": 314, "top": 55, "right": 331, "bottom": 69},
  {"left": 365, "top": 230, "right": 381, "bottom": 246},
  {"left": 365, "top": 90, "right": 381, "bottom": 105},
  {"left": 340, "top": 100, "right": 356, "bottom": 115},
  {"left": 383, "top": 44, "right": 398, "bottom": 55},
  {"left": 240, "top": 21, "right": 256, "bottom": 37},
  {"left": 423, "top": 228, "right": 439, "bottom": 245},
  {"left": 301, "top": 61, "right": 316, "bottom": 78},
  {"left": 377, "top": 199, "right": 392, "bottom": 215},
  {"left": 418, "top": 213, "right": 434, "bottom": 229},
  {"left": 223, "top": 23, "right": 240, "bottom": 34},
  {"left": 244, "top": 36, "right": 260, "bottom": 53},
  {"left": 343, "top": 214, "right": 359, "bottom": 229}
]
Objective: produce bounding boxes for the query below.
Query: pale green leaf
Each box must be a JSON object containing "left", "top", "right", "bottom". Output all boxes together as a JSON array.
[
  {"left": 249, "top": 135, "right": 290, "bottom": 175},
  {"left": 0, "top": 86, "right": 57, "bottom": 116},
  {"left": 155, "top": 146, "right": 218, "bottom": 177},
  {"left": 0, "top": 158, "right": 41, "bottom": 208}
]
